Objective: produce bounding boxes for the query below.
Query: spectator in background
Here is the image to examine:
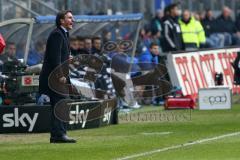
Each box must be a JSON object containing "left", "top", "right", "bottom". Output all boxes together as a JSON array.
[
  {"left": 201, "top": 9, "right": 221, "bottom": 48},
  {"left": 179, "top": 10, "right": 206, "bottom": 50},
  {"left": 143, "top": 27, "right": 153, "bottom": 48},
  {"left": 194, "top": 12, "right": 207, "bottom": 48},
  {"left": 76, "top": 36, "right": 88, "bottom": 55},
  {"left": 138, "top": 42, "right": 159, "bottom": 70},
  {"left": 92, "top": 36, "right": 102, "bottom": 55},
  {"left": 102, "top": 30, "right": 112, "bottom": 44},
  {"left": 236, "top": 12, "right": 240, "bottom": 33},
  {"left": 151, "top": 9, "right": 163, "bottom": 35},
  {"left": 27, "top": 40, "right": 45, "bottom": 65},
  {"left": 162, "top": 3, "right": 184, "bottom": 52},
  {"left": 0, "top": 42, "right": 17, "bottom": 63},
  {"left": 193, "top": 12, "right": 200, "bottom": 21},
  {"left": 108, "top": 41, "right": 140, "bottom": 77},
  {"left": 209, "top": 6, "right": 240, "bottom": 47},
  {"left": 199, "top": 11, "right": 206, "bottom": 21},
  {"left": 202, "top": 9, "right": 225, "bottom": 48},
  {"left": 235, "top": 13, "right": 240, "bottom": 45},
  {"left": 138, "top": 42, "right": 162, "bottom": 105},
  {"left": 215, "top": 6, "right": 237, "bottom": 46},
  {"left": 150, "top": 10, "right": 163, "bottom": 52},
  {"left": 70, "top": 36, "right": 79, "bottom": 56},
  {"left": 136, "top": 28, "right": 147, "bottom": 54},
  {"left": 151, "top": 29, "right": 162, "bottom": 51},
  {"left": 84, "top": 37, "right": 92, "bottom": 54},
  {"left": 201, "top": 9, "right": 214, "bottom": 37},
  {"left": 193, "top": 11, "right": 205, "bottom": 21}
]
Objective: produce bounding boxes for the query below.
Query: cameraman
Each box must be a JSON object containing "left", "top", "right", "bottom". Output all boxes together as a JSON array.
[{"left": 0, "top": 42, "right": 18, "bottom": 63}]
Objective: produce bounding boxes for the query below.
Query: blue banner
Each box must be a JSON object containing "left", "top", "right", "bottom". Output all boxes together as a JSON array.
[{"left": 155, "top": 0, "right": 172, "bottom": 10}]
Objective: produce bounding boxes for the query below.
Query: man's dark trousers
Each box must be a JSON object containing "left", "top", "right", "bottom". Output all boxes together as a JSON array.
[{"left": 49, "top": 91, "right": 67, "bottom": 138}]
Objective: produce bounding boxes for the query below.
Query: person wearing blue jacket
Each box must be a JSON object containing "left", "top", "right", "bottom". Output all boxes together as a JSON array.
[
  {"left": 138, "top": 42, "right": 160, "bottom": 70},
  {"left": 138, "top": 42, "right": 163, "bottom": 105}
]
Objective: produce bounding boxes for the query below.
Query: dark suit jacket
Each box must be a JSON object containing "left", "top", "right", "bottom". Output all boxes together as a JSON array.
[{"left": 39, "top": 27, "right": 70, "bottom": 95}]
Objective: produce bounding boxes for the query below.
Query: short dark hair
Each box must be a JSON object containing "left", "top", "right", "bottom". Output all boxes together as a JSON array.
[
  {"left": 7, "top": 42, "right": 15, "bottom": 46},
  {"left": 206, "top": 8, "right": 211, "bottom": 13},
  {"left": 164, "top": 5, "right": 170, "bottom": 15},
  {"left": 55, "top": 10, "right": 72, "bottom": 27},
  {"left": 168, "top": 3, "right": 178, "bottom": 12},
  {"left": 84, "top": 36, "right": 92, "bottom": 41},
  {"left": 76, "top": 36, "right": 85, "bottom": 41},
  {"left": 70, "top": 36, "right": 77, "bottom": 42},
  {"left": 150, "top": 42, "right": 158, "bottom": 49},
  {"left": 92, "top": 36, "right": 101, "bottom": 43}
]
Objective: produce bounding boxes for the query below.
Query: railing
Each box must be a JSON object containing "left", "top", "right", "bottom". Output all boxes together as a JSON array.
[
  {"left": 173, "top": 0, "right": 240, "bottom": 16},
  {"left": 0, "top": 0, "right": 240, "bottom": 22}
]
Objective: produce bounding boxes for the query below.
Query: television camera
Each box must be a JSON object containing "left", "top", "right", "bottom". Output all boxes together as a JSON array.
[{"left": 0, "top": 60, "right": 39, "bottom": 105}]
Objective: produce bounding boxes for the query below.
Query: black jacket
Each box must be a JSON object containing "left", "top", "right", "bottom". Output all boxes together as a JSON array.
[
  {"left": 151, "top": 16, "right": 162, "bottom": 33},
  {"left": 39, "top": 27, "right": 70, "bottom": 95},
  {"left": 232, "top": 52, "right": 240, "bottom": 85},
  {"left": 214, "top": 15, "right": 237, "bottom": 34},
  {"left": 201, "top": 17, "right": 215, "bottom": 37},
  {"left": 162, "top": 16, "right": 184, "bottom": 52},
  {"left": 91, "top": 47, "right": 101, "bottom": 55},
  {"left": 236, "top": 14, "right": 240, "bottom": 32}
]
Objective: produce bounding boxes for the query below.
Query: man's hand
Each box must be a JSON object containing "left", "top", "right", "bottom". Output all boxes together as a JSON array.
[
  {"left": 69, "top": 55, "right": 73, "bottom": 63},
  {"left": 59, "top": 76, "right": 67, "bottom": 84}
]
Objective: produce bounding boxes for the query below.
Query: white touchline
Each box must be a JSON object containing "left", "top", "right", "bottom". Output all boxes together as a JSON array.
[
  {"left": 141, "top": 132, "right": 172, "bottom": 135},
  {"left": 115, "top": 131, "right": 240, "bottom": 160}
]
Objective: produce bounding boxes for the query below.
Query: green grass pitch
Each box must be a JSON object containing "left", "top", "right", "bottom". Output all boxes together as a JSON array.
[{"left": 1, "top": 103, "right": 240, "bottom": 160}]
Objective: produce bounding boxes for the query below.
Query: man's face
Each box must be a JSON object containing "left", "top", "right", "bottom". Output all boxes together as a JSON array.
[
  {"left": 223, "top": 7, "right": 231, "bottom": 18},
  {"left": 7, "top": 44, "right": 16, "bottom": 57},
  {"left": 61, "top": 12, "right": 74, "bottom": 30},
  {"left": 85, "top": 39, "right": 92, "bottom": 50},
  {"left": 156, "top": 10, "right": 163, "bottom": 19},
  {"left": 78, "top": 40, "right": 85, "bottom": 49},
  {"left": 206, "top": 10, "right": 213, "bottom": 18},
  {"left": 150, "top": 45, "right": 160, "bottom": 56},
  {"left": 183, "top": 11, "right": 190, "bottom": 21},
  {"left": 93, "top": 39, "right": 102, "bottom": 50},
  {"left": 70, "top": 40, "right": 79, "bottom": 50},
  {"left": 172, "top": 6, "right": 180, "bottom": 17},
  {"left": 105, "top": 32, "right": 112, "bottom": 41}
]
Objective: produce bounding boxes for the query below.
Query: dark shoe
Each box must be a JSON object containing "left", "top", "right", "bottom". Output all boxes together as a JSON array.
[{"left": 50, "top": 135, "right": 76, "bottom": 143}]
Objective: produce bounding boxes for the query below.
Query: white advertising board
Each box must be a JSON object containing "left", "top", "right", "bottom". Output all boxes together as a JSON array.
[
  {"left": 167, "top": 48, "right": 240, "bottom": 97},
  {"left": 198, "top": 87, "right": 232, "bottom": 110}
]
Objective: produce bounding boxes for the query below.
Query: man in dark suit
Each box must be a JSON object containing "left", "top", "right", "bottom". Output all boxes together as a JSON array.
[{"left": 39, "top": 10, "right": 76, "bottom": 143}]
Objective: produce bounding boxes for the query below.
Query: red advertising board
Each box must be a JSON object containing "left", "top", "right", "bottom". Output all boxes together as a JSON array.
[{"left": 167, "top": 48, "right": 240, "bottom": 97}]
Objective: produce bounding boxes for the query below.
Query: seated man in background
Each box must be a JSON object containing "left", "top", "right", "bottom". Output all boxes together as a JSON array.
[
  {"left": 138, "top": 42, "right": 159, "bottom": 70},
  {"left": 138, "top": 42, "right": 163, "bottom": 105},
  {"left": 92, "top": 36, "right": 102, "bottom": 55},
  {"left": 212, "top": 6, "right": 239, "bottom": 47},
  {"left": 201, "top": 9, "right": 221, "bottom": 48},
  {"left": 27, "top": 40, "right": 45, "bottom": 66},
  {"left": 84, "top": 37, "right": 92, "bottom": 54},
  {"left": 102, "top": 30, "right": 112, "bottom": 44},
  {"left": 0, "top": 42, "right": 17, "bottom": 63},
  {"left": 70, "top": 36, "right": 80, "bottom": 56},
  {"left": 76, "top": 36, "right": 89, "bottom": 55}
]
